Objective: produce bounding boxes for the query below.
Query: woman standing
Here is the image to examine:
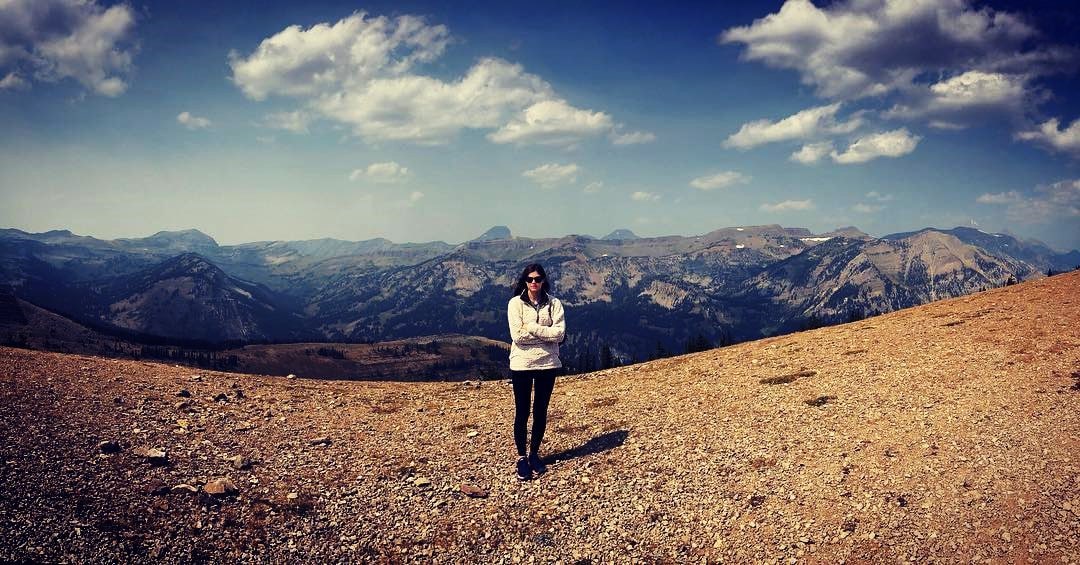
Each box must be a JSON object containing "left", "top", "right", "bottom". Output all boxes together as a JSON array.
[{"left": 507, "top": 263, "right": 565, "bottom": 481}]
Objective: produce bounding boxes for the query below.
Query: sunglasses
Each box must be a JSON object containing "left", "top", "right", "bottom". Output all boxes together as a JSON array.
[{"left": 526, "top": 276, "right": 544, "bottom": 283}]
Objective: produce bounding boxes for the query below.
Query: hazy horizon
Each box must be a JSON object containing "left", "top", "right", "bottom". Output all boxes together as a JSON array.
[{"left": 5, "top": 221, "right": 1078, "bottom": 253}]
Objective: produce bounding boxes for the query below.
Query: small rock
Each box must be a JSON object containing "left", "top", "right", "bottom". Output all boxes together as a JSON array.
[
  {"left": 177, "top": 389, "right": 191, "bottom": 398},
  {"left": 203, "top": 477, "right": 239, "bottom": 496},
  {"left": 286, "top": 374, "right": 296, "bottom": 380},
  {"left": 146, "top": 480, "right": 170, "bottom": 495},
  {"left": 310, "top": 436, "right": 332, "bottom": 446},
  {"left": 171, "top": 484, "right": 198, "bottom": 494},
  {"left": 227, "top": 455, "right": 252, "bottom": 470},
  {"left": 460, "top": 483, "right": 488, "bottom": 498},
  {"left": 134, "top": 447, "right": 167, "bottom": 465},
  {"left": 466, "top": 430, "right": 479, "bottom": 438},
  {"left": 190, "top": 375, "right": 202, "bottom": 382},
  {"left": 175, "top": 401, "right": 192, "bottom": 412},
  {"left": 213, "top": 392, "right": 229, "bottom": 402},
  {"left": 287, "top": 492, "right": 299, "bottom": 500},
  {"left": 97, "top": 440, "right": 121, "bottom": 454},
  {"left": 414, "top": 477, "right": 432, "bottom": 488}
]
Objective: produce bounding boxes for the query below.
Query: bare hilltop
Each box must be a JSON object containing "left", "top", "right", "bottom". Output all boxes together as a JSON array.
[{"left": 1, "top": 271, "right": 1078, "bottom": 563}]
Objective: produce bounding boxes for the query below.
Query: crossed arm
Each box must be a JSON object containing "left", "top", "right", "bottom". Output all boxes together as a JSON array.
[{"left": 508, "top": 300, "right": 566, "bottom": 345}]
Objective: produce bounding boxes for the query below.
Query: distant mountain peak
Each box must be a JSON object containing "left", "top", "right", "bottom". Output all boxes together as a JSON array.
[
  {"left": 475, "top": 226, "right": 511, "bottom": 241},
  {"left": 821, "top": 226, "right": 870, "bottom": 239},
  {"left": 145, "top": 229, "right": 218, "bottom": 246},
  {"left": 602, "top": 229, "right": 640, "bottom": 240}
]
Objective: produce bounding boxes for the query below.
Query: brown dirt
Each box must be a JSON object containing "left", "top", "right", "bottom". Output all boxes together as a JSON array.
[{"left": 1, "top": 272, "right": 1078, "bottom": 563}]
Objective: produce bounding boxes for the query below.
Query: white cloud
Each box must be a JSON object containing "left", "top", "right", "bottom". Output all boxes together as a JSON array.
[
  {"left": 689, "top": 171, "right": 750, "bottom": 191},
  {"left": 1016, "top": 117, "right": 1080, "bottom": 157},
  {"left": 724, "top": 103, "right": 862, "bottom": 149},
  {"left": 610, "top": 129, "right": 656, "bottom": 145},
  {"left": 176, "top": 111, "right": 211, "bottom": 130},
  {"left": 583, "top": 181, "right": 603, "bottom": 194},
  {"left": 976, "top": 191, "right": 1022, "bottom": 204},
  {"left": 865, "top": 191, "right": 894, "bottom": 202},
  {"left": 349, "top": 161, "right": 411, "bottom": 183},
  {"left": 522, "top": 163, "right": 579, "bottom": 187},
  {"left": 789, "top": 141, "right": 833, "bottom": 164},
  {"left": 979, "top": 180, "right": 1080, "bottom": 224},
  {"left": 853, "top": 203, "right": 884, "bottom": 213},
  {"left": 488, "top": 99, "right": 612, "bottom": 146},
  {"left": 310, "top": 58, "right": 553, "bottom": 144},
  {"left": 228, "top": 12, "right": 644, "bottom": 146},
  {"left": 408, "top": 191, "right": 424, "bottom": 204},
  {"left": 631, "top": 191, "right": 661, "bottom": 202},
  {"left": 830, "top": 129, "right": 920, "bottom": 164},
  {"left": 0, "top": 71, "right": 28, "bottom": 90},
  {"left": 719, "top": 0, "right": 1068, "bottom": 101},
  {"left": 227, "top": 12, "right": 450, "bottom": 101},
  {"left": 0, "top": 0, "right": 137, "bottom": 96},
  {"left": 885, "top": 71, "right": 1032, "bottom": 122},
  {"left": 262, "top": 110, "right": 312, "bottom": 134},
  {"left": 928, "top": 120, "right": 967, "bottom": 131},
  {"left": 760, "top": 199, "right": 814, "bottom": 212}
]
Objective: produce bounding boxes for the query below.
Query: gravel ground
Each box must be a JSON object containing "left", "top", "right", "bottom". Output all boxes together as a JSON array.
[{"left": 1, "top": 271, "right": 1078, "bottom": 563}]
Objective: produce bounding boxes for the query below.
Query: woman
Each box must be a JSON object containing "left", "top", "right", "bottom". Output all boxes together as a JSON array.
[{"left": 507, "top": 263, "right": 565, "bottom": 481}]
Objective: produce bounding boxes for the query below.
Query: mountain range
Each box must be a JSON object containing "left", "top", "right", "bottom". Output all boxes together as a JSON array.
[{"left": 1, "top": 224, "right": 1076, "bottom": 369}]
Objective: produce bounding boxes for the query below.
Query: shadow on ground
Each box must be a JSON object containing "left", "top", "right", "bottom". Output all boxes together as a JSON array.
[{"left": 545, "top": 429, "right": 628, "bottom": 464}]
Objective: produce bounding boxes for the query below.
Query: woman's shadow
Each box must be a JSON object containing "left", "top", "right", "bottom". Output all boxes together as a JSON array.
[{"left": 542, "top": 429, "right": 628, "bottom": 464}]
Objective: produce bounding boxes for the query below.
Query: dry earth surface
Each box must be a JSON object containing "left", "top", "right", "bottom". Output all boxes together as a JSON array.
[{"left": 1, "top": 271, "right": 1078, "bottom": 563}]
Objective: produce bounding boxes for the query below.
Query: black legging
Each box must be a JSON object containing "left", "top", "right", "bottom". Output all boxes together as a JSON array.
[{"left": 511, "top": 368, "right": 557, "bottom": 457}]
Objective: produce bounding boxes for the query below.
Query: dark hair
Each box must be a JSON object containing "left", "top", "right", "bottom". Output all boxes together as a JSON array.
[{"left": 512, "top": 263, "right": 550, "bottom": 298}]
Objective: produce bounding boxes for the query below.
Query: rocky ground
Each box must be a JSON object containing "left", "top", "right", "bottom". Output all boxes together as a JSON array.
[{"left": 1, "top": 272, "right": 1078, "bottom": 563}]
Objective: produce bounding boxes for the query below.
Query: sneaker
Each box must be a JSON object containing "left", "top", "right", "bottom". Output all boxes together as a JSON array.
[
  {"left": 516, "top": 456, "right": 532, "bottom": 481},
  {"left": 528, "top": 453, "right": 547, "bottom": 475}
]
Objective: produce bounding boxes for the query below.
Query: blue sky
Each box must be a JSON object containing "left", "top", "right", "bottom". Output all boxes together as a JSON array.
[{"left": 1, "top": 0, "right": 1078, "bottom": 250}]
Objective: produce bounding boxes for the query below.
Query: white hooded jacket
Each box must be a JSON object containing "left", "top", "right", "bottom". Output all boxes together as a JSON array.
[{"left": 507, "top": 291, "right": 565, "bottom": 371}]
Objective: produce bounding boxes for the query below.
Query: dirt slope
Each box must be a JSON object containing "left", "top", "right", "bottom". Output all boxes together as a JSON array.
[{"left": 1, "top": 272, "right": 1078, "bottom": 563}]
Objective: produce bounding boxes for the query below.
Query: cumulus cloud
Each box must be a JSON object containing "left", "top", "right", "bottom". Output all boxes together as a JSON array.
[
  {"left": 830, "top": 129, "right": 920, "bottom": 164},
  {"left": 689, "top": 171, "right": 750, "bottom": 190},
  {"left": 885, "top": 71, "right": 1034, "bottom": 122},
  {"left": 0, "top": 71, "right": 28, "bottom": 90},
  {"left": 977, "top": 181, "right": 1079, "bottom": 223},
  {"left": 522, "top": 163, "right": 579, "bottom": 187},
  {"left": 583, "top": 181, "right": 603, "bottom": 194},
  {"left": 631, "top": 191, "right": 661, "bottom": 202},
  {"left": 724, "top": 103, "right": 862, "bottom": 149},
  {"left": 719, "top": 0, "right": 1070, "bottom": 101},
  {"left": 228, "top": 13, "right": 450, "bottom": 101},
  {"left": 609, "top": 129, "right": 656, "bottom": 145},
  {"left": 488, "top": 99, "right": 612, "bottom": 146},
  {"left": 228, "top": 12, "right": 641, "bottom": 146},
  {"left": 760, "top": 199, "right": 814, "bottom": 212},
  {"left": 789, "top": 141, "right": 833, "bottom": 164},
  {"left": 349, "top": 161, "right": 411, "bottom": 183},
  {"left": 0, "top": 0, "right": 138, "bottom": 96},
  {"left": 1016, "top": 117, "right": 1080, "bottom": 157},
  {"left": 176, "top": 111, "right": 211, "bottom": 130}
]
